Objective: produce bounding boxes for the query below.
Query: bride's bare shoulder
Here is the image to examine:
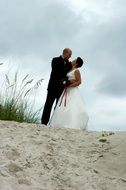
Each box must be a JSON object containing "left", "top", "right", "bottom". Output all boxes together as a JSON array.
[{"left": 74, "top": 69, "right": 80, "bottom": 74}]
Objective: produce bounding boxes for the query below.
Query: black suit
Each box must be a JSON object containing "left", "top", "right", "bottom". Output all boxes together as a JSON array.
[{"left": 41, "top": 56, "right": 72, "bottom": 125}]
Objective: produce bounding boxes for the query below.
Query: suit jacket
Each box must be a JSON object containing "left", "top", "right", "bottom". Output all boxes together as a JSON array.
[{"left": 47, "top": 56, "right": 72, "bottom": 93}]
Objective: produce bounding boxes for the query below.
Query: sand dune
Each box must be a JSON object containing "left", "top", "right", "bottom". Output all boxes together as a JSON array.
[{"left": 0, "top": 120, "right": 126, "bottom": 190}]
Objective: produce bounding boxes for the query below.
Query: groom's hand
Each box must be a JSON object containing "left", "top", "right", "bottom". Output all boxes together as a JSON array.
[{"left": 60, "top": 77, "right": 70, "bottom": 86}]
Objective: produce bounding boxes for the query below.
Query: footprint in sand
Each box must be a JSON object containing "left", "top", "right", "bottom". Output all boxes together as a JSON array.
[
  {"left": 18, "top": 178, "right": 31, "bottom": 186},
  {"left": 5, "top": 148, "right": 20, "bottom": 161},
  {"left": 7, "top": 162, "right": 23, "bottom": 174}
]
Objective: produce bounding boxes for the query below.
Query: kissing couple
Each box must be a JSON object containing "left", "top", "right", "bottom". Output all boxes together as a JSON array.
[{"left": 41, "top": 48, "right": 89, "bottom": 129}]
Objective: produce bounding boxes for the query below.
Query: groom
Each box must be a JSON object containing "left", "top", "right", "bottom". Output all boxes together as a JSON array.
[{"left": 41, "top": 48, "right": 72, "bottom": 125}]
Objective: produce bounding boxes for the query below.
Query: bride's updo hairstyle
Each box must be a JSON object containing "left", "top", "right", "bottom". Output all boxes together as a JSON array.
[{"left": 76, "top": 57, "right": 83, "bottom": 68}]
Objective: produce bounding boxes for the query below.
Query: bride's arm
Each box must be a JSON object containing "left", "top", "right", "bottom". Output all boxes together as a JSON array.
[{"left": 69, "top": 69, "right": 81, "bottom": 87}]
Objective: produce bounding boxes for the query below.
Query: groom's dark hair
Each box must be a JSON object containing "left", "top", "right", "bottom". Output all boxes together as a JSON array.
[{"left": 76, "top": 57, "right": 83, "bottom": 68}]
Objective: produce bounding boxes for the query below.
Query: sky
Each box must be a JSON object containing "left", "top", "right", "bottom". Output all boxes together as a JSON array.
[{"left": 0, "top": 0, "right": 126, "bottom": 131}]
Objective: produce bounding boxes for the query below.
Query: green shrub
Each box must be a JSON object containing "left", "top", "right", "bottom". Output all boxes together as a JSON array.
[{"left": 0, "top": 71, "right": 43, "bottom": 123}]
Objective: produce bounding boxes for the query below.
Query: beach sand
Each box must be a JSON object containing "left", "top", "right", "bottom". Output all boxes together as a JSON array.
[{"left": 0, "top": 120, "right": 126, "bottom": 190}]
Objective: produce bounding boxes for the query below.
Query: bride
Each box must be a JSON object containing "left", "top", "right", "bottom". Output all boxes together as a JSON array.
[{"left": 49, "top": 57, "right": 89, "bottom": 129}]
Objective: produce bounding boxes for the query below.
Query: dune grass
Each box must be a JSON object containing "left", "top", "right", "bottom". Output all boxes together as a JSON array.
[{"left": 0, "top": 71, "right": 43, "bottom": 123}]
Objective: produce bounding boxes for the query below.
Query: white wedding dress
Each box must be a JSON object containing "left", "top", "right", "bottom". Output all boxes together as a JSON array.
[{"left": 49, "top": 69, "right": 89, "bottom": 129}]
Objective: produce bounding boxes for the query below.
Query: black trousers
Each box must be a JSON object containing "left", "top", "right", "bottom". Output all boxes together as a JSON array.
[{"left": 41, "top": 88, "right": 63, "bottom": 125}]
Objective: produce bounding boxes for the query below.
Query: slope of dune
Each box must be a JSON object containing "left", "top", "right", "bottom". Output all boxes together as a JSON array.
[{"left": 0, "top": 120, "right": 126, "bottom": 190}]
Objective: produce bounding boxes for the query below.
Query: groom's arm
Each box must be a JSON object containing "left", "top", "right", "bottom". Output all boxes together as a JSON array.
[
  {"left": 51, "top": 58, "right": 59, "bottom": 70},
  {"left": 51, "top": 57, "right": 64, "bottom": 73}
]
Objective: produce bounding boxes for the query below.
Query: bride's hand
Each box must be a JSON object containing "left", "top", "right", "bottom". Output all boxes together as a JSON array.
[
  {"left": 70, "top": 80, "right": 76, "bottom": 84},
  {"left": 69, "top": 79, "right": 81, "bottom": 87}
]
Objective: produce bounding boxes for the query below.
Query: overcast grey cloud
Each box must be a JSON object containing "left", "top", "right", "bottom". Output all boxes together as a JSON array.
[
  {"left": 73, "top": 0, "right": 126, "bottom": 97},
  {"left": 0, "top": 0, "right": 82, "bottom": 57},
  {"left": 0, "top": 0, "right": 126, "bottom": 130},
  {"left": 90, "top": 9, "right": 126, "bottom": 97}
]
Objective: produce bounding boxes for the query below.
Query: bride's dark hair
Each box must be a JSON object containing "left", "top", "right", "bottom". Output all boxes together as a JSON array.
[{"left": 76, "top": 57, "right": 83, "bottom": 68}]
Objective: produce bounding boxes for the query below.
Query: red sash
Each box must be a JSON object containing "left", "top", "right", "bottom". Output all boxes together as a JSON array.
[{"left": 59, "top": 88, "right": 67, "bottom": 107}]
